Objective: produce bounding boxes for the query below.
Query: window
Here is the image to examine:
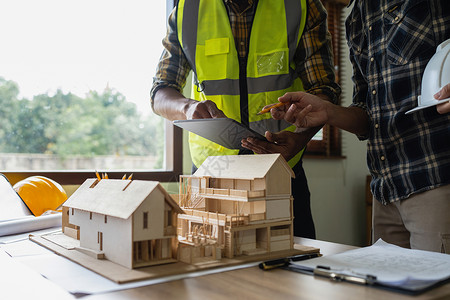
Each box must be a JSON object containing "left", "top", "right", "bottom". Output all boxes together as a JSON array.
[
  {"left": 143, "top": 212, "right": 148, "bottom": 229},
  {"left": 0, "top": 0, "right": 182, "bottom": 184},
  {"left": 305, "top": 0, "right": 347, "bottom": 157},
  {"left": 165, "top": 209, "right": 172, "bottom": 227}
]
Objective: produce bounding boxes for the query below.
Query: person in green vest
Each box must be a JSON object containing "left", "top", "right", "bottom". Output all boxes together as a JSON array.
[{"left": 151, "top": 0, "right": 340, "bottom": 238}]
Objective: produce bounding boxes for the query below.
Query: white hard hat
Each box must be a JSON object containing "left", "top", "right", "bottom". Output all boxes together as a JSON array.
[{"left": 406, "top": 39, "right": 450, "bottom": 114}]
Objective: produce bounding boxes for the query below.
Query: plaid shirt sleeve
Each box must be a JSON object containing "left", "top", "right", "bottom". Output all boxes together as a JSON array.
[
  {"left": 150, "top": 8, "right": 191, "bottom": 107},
  {"left": 295, "top": 0, "right": 341, "bottom": 103}
]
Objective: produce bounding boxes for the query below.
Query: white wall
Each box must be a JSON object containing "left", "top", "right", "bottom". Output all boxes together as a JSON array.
[
  {"left": 304, "top": 78, "right": 368, "bottom": 246},
  {"left": 305, "top": 5, "right": 368, "bottom": 247}
]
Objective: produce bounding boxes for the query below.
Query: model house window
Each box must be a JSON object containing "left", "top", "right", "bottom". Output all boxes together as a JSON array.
[
  {"left": 104, "top": 215, "right": 107, "bottom": 224},
  {"left": 165, "top": 210, "right": 172, "bottom": 227},
  {"left": 0, "top": 0, "right": 182, "bottom": 184},
  {"left": 143, "top": 212, "right": 148, "bottom": 229},
  {"left": 90, "top": 212, "right": 93, "bottom": 220}
]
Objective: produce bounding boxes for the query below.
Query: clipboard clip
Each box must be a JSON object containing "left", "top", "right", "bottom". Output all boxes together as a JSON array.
[{"left": 313, "top": 265, "right": 377, "bottom": 285}]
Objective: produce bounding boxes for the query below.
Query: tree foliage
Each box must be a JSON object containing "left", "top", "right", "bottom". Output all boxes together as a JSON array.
[{"left": 0, "top": 77, "right": 163, "bottom": 159}]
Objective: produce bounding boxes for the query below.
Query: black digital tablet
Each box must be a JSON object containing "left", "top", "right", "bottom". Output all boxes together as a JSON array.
[{"left": 173, "top": 118, "right": 266, "bottom": 149}]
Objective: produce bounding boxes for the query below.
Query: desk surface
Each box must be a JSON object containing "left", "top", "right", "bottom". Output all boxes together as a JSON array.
[{"left": 83, "top": 238, "right": 450, "bottom": 300}]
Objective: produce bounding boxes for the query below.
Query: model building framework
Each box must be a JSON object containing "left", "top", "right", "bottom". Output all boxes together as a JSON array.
[{"left": 176, "top": 154, "right": 295, "bottom": 263}]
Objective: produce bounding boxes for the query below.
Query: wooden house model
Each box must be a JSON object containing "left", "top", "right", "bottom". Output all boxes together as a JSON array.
[
  {"left": 62, "top": 179, "right": 183, "bottom": 269},
  {"left": 176, "top": 153, "right": 295, "bottom": 263}
]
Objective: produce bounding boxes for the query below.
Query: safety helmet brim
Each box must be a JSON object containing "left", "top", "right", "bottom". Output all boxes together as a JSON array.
[{"left": 405, "top": 97, "right": 450, "bottom": 114}]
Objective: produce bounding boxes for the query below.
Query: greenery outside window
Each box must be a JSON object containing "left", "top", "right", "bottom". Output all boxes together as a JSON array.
[{"left": 0, "top": 0, "right": 182, "bottom": 185}]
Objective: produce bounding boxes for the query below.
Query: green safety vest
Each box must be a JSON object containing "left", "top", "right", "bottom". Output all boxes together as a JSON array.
[{"left": 177, "top": 0, "right": 307, "bottom": 168}]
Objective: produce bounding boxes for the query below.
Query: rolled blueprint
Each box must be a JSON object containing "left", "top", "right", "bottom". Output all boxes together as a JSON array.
[{"left": 0, "top": 213, "right": 61, "bottom": 236}]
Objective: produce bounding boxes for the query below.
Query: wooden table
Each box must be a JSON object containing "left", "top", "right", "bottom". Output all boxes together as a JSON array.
[{"left": 83, "top": 238, "right": 450, "bottom": 300}]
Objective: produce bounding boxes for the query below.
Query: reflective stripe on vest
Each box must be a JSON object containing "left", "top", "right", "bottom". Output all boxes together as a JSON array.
[{"left": 177, "top": 0, "right": 307, "bottom": 168}]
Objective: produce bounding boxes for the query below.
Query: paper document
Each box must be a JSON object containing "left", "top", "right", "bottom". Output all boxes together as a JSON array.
[
  {"left": 0, "top": 249, "right": 74, "bottom": 299},
  {"left": 0, "top": 174, "right": 32, "bottom": 221},
  {"left": 290, "top": 239, "right": 450, "bottom": 293},
  {"left": 2, "top": 237, "right": 258, "bottom": 296}
]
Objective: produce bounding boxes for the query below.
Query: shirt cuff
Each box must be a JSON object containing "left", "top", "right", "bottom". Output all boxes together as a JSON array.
[
  {"left": 307, "top": 85, "right": 341, "bottom": 104},
  {"left": 150, "top": 82, "right": 183, "bottom": 102}
]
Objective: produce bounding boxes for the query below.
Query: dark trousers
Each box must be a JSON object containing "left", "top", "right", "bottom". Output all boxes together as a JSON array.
[
  {"left": 292, "top": 160, "right": 315, "bottom": 238},
  {"left": 192, "top": 158, "right": 316, "bottom": 239}
]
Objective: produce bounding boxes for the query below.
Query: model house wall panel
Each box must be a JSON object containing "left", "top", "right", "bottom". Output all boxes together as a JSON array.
[
  {"left": 205, "top": 198, "right": 220, "bottom": 212},
  {"left": 68, "top": 208, "right": 83, "bottom": 229},
  {"left": 220, "top": 200, "right": 234, "bottom": 214},
  {"left": 219, "top": 178, "right": 234, "bottom": 189},
  {"left": 238, "top": 229, "right": 256, "bottom": 244},
  {"left": 265, "top": 163, "right": 291, "bottom": 196},
  {"left": 270, "top": 239, "right": 291, "bottom": 252},
  {"left": 235, "top": 179, "right": 251, "bottom": 191},
  {"left": 266, "top": 199, "right": 290, "bottom": 220},
  {"left": 102, "top": 216, "right": 133, "bottom": 268},
  {"left": 234, "top": 202, "right": 263, "bottom": 215},
  {"left": 235, "top": 229, "right": 257, "bottom": 254},
  {"left": 238, "top": 202, "right": 251, "bottom": 215},
  {"left": 253, "top": 201, "right": 266, "bottom": 214},
  {"left": 133, "top": 189, "right": 165, "bottom": 241},
  {"left": 251, "top": 178, "right": 265, "bottom": 191},
  {"left": 70, "top": 209, "right": 133, "bottom": 268}
]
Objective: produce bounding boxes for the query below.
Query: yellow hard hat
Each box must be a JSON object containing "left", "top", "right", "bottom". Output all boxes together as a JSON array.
[{"left": 13, "top": 176, "right": 68, "bottom": 216}]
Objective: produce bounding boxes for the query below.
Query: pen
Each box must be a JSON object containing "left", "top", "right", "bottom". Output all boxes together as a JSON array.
[
  {"left": 259, "top": 253, "right": 321, "bottom": 270},
  {"left": 313, "top": 265, "right": 377, "bottom": 285},
  {"left": 256, "top": 102, "right": 288, "bottom": 115},
  {"left": 257, "top": 88, "right": 316, "bottom": 115}
]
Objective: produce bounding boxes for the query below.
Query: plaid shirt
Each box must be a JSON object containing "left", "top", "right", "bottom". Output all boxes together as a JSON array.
[
  {"left": 151, "top": 0, "right": 340, "bottom": 104},
  {"left": 347, "top": 0, "right": 450, "bottom": 204}
]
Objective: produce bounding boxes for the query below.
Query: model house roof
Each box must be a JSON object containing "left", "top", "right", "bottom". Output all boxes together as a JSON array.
[
  {"left": 63, "top": 179, "right": 183, "bottom": 219},
  {"left": 194, "top": 153, "right": 295, "bottom": 180}
]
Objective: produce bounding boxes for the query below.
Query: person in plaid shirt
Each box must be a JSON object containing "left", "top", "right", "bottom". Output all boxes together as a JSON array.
[
  {"left": 151, "top": 0, "right": 340, "bottom": 238},
  {"left": 265, "top": 0, "right": 450, "bottom": 252}
]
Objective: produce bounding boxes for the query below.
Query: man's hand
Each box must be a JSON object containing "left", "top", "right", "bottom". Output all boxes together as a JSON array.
[
  {"left": 241, "top": 131, "right": 309, "bottom": 162},
  {"left": 153, "top": 87, "right": 227, "bottom": 121},
  {"left": 184, "top": 100, "right": 227, "bottom": 119},
  {"left": 272, "top": 92, "right": 331, "bottom": 128},
  {"left": 435, "top": 83, "right": 450, "bottom": 114}
]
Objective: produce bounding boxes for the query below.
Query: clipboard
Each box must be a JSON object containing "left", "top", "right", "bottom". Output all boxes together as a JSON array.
[
  {"left": 283, "top": 264, "right": 450, "bottom": 295},
  {"left": 283, "top": 239, "right": 450, "bottom": 295},
  {"left": 173, "top": 118, "right": 267, "bottom": 150}
]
